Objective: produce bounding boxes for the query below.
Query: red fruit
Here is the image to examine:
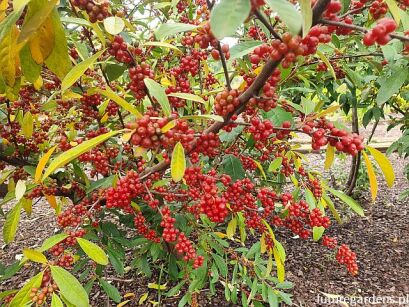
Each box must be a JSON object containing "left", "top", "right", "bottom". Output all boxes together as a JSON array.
[
  {"left": 211, "top": 49, "right": 220, "bottom": 60},
  {"left": 363, "top": 32, "right": 375, "bottom": 46}
]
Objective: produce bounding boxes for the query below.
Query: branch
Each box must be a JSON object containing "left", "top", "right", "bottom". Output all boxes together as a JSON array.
[
  {"left": 216, "top": 42, "right": 232, "bottom": 90},
  {"left": 321, "top": 19, "right": 409, "bottom": 43},
  {"left": 254, "top": 10, "right": 281, "bottom": 40}
]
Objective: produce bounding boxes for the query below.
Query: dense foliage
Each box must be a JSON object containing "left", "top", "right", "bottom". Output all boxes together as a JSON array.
[{"left": 0, "top": 0, "right": 407, "bottom": 306}]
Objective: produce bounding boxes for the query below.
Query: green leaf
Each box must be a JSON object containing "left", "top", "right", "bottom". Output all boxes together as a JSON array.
[
  {"left": 376, "top": 65, "right": 408, "bottom": 105},
  {"left": 268, "top": 157, "right": 283, "bottom": 172},
  {"left": 0, "top": 9, "right": 24, "bottom": 44},
  {"left": 305, "top": 188, "right": 316, "bottom": 209},
  {"left": 327, "top": 188, "right": 365, "bottom": 217},
  {"left": 39, "top": 233, "right": 69, "bottom": 252},
  {"left": 61, "top": 50, "right": 104, "bottom": 92},
  {"left": 50, "top": 266, "right": 89, "bottom": 307},
  {"left": 265, "top": 107, "right": 293, "bottom": 126},
  {"left": 103, "top": 16, "right": 125, "bottom": 35},
  {"left": 22, "top": 111, "right": 33, "bottom": 138},
  {"left": 179, "top": 114, "right": 224, "bottom": 122},
  {"left": 229, "top": 40, "right": 263, "bottom": 61},
  {"left": 42, "top": 130, "right": 122, "bottom": 180},
  {"left": 221, "top": 154, "right": 245, "bottom": 182},
  {"left": 98, "top": 88, "right": 142, "bottom": 118},
  {"left": 44, "top": 9, "right": 72, "bottom": 79},
  {"left": 141, "top": 41, "right": 182, "bottom": 53},
  {"left": 265, "top": 0, "right": 301, "bottom": 35},
  {"left": 22, "top": 248, "right": 47, "bottom": 264},
  {"left": 15, "top": 180, "right": 26, "bottom": 201},
  {"left": 210, "top": 0, "right": 251, "bottom": 39},
  {"left": 99, "top": 278, "right": 122, "bottom": 303},
  {"left": 20, "top": 43, "right": 41, "bottom": 83},
  {"left": 77, "top": 238, "right": 109, "bottom": 265},
  {"left": 322, "top": 195, "right": 341, "bottom": 224},
  {"left": 51, "top": 293, "right": 64, "bottom": 307},
  {"left": 212, "top": 253, "right": 227, "bottom": 276},
  {"left": 3, "top": 202, "right": 22, "bottom": 244},
  {"left": 171, "top": 142, "right": 186, "bottom": 182},
  {"left": 144, "top": 78, "right": 171, "bottom": 116},
  {"left": 18, "top": 0, "right": 58, "bottom": 44},
  {"left": 226, "top": 217, "right": 237, "bottom": 239},
  {"left": 167, "top": 92, "right": 205, "bottom": 104},
  {"left": 384, "top": 0, "right": 401, "bottom": 25},
  {"left": 9, "top": 271, "right": 43, "bottom": 307},
  {"left": 155, "top": 23, "right": 198, "bottom": 40},
  {"left": 299, "top": 0, "right": 313, "bottom": 36},
  {"left": 313, "top": 226, "right": 325, "bottom": 241}
]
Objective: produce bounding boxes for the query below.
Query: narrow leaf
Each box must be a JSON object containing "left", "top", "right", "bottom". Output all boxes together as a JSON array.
[
  {"left": 98, "top": 88, "right": 142, "bottom": 118},
  {"left": 362, "top": 151, "right": 378, "bottom": 202},
  {"left": 9, "top": 271, "right": 44, "bottom": 307},
  {"left": 15, "top": 180, "right": 26, "bottom": 201},
  {"left": 3, "top": 202, "right": 22, "bottom": 244},
  {"left": 141, "top": 41, "right": 181, "bottom": 53},
  {"left": 383, "top": 0, "right": 401, "bottom": 25},
  {"left": 327, "top": 188, "right": 365, "bottom": 217},
  {"left": 167, "top": 92, "right": 205, "bottom": 104},
  {"left": 22, "top": 112, "right": 33, "bottom": 138},
  {"left": 35, "top": 145, "right": 57, "bottom": 182},
  {"left": 155, "top": 23, "right": 198, "bottom": 40},
  {"left": 366, "top": 146, "right": 395, "bottom": 187},
  {"left": 61, "top": 50, "right": 104, "bottom": 92},
  {"left": 51, "top": 293, "right": 64, "bottom": 307},
  {"left": 39, "top": 233, "right": 69, "bottom": 252},
  {"left": 42, "top": 130, "right": 122, "bottom": 180},
  {"left": 324, "top": 145, "right": 335, "bottom": 170},
  {"left": 316, "top": 50, "right": 336, "bottom": 80},
  {"left": 99, "top": 278, "right": 122, "bottom": 303},
  {"left": 299, "top": 0, "right": 313, "bottom": 36}
]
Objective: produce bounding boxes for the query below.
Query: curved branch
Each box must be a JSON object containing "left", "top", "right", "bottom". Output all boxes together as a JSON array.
[{"left": 140, "top": 0, "right": 332, "bottom": 178}]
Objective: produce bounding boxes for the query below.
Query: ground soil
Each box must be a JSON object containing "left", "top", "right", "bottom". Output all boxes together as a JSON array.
[{"left": 1, "top": 122, "right": 408, "bottom": 307}]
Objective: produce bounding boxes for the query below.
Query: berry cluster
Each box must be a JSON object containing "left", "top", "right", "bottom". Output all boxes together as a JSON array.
[
  {"left": 369, "top": 0, "right": 388, "bottom": 19},
  {"left": 248, "top": 118, "right": 274, "bottom": 141},
  {"left": 211, "top": 44, "right": 230, "bottom": 61},
  {"left": 128, "top": 63, "right": 154, "bottom": 100},
  {"left": 322, "top": 235, "right": 338, "bottom": 249},
  {"left": 108, "top": 36, "right": 133, "bottom": 64},
  {"left": 71, "top": 0, "right": 110, "bottom": 23},
  {"left": 336, "top": 244, "right": 358, "bottom": 275},
  {"left": 270, "top": 33, "right": 304, "bottom": 68},
  {"left": 134, "top": 213, "right": 160, "bottom": 243},
  {"left": 165, "top": 78, "right": 192, "bottom": 108},
  {"left": 214, "top": 89, "right": 240, "bottom": 116},
  {"left": 106, "top": 171, "right": 144, "bottom": 212},
  {"left": 195, "top": 132, "right": 220, "bottom": 158},
  {"left": 309, "top": 208, "right": 331, "bottom": 228},
  {"left": 363, "top": 18, "right": 397, "bottom": 46},
  {"left": 126, "top": 115, "right": 169, "bottom": 149}
]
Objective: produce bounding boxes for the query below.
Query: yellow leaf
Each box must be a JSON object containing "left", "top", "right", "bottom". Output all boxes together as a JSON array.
[
  {"left": 45, "top": 194, "right": 57, "bottom": 209},
  {"left": 124, "top": 293, "right": 135, "bottom": 299},
  {"left": 170, "top": 142, "right": 186, "bottom": 182},
  {"left": 316, "top": 104, "right": 340, "bottom": 119},
  {"left": 100, "top": 112, "right": 109, "bottom": 123},
  {"left": 214, "top": 232, "right": 227, "bottom": 238},
  {"left": 33, "top": 76, "right": 43, "bottom": 90},
  {"left": 384, "top": 0, "right": 401, "bottom": 25},
  {"left": 160, "top": 76, "right": 172, "bottom": 86},
  {"left": 260, "top": 233, "right": 267, "bottom": 254},
  {"left": 21, "top": 197, "right": 33, "bottom": 216},
  {"left": 117, "top": 300, "right": 130, "bottom": 307},
  {"left": 324, "top": 145, "right": 335, "bottom": 170},
  {"left": 99, "top": 88, "right": 142, "bottom": 119},
  {"left": 316, "top": 50, "right": 336, "bottom": 80},
  {"left": 138, "top": 293, "right": 148, "bottom": 305},
  {"left": 148, "top": 283, "right": 167, "bottom": 290},
  {"left": 29, "top": 16, "right": 55, "bottom": 64},
  {"left": 362, "top": 151, "right": 378, "bottom": 202},
  {"left": 167, "top": 92, "right": 205, "bottom": 104},
  {"left": 265, "top": 253, "right": 273, "bottom": 277},
  {"left": 226, "top": 217, "right": 237, "bottom": 239},
  {"left": 122, "top": 130, "right": 135, "bottom": 143},
  {"left": 133, "top": 146, "right": 146, "bottom": 157},
  {"left": 254, "top": 65, "right": 263, "bottom": 75},
  {"left": 251, "top": 158, "right": 266, "bottom": 180},
  {"left": 0, "top": 25, "right": 19, "bottom": 87},
  {"left": 23, "top": 248, "right": 47, "bottom": 264},
  {"left": 35, "top": 145, "right": 57, "bottom": 182},
  {"left": 273, "top": 247, "right": 285, "bottom": 282},
  {"left": 22, "top": 111, "right": 34, "bottom": 138},
  {"left": 366, "top": 146, "right": 395, "bottom": 188},
  {"left": 161, "top": 120, "right": 176, "bottom": 133},
  {"left": 141, "top": 41, "right": 182, "bottom": 54}
]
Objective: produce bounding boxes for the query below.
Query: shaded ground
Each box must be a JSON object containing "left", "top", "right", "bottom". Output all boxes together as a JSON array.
[{"left": 1, "top": 122, "right": 408, "bottom": 306}]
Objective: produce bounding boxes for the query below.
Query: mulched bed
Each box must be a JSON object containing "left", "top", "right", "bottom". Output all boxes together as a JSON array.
[{"left": 1, "top": 154, "right": 408, "bottom": 306}]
